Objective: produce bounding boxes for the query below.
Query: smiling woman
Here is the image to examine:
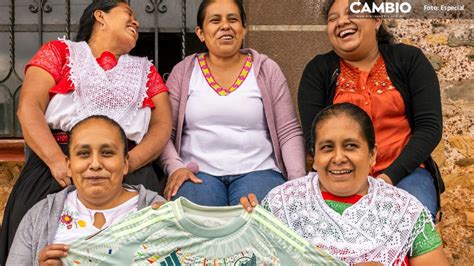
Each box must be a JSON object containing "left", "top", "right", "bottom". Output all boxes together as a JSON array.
[
  {"left": 159, "top": 0, "right": 306, "bottom": 206},
  {"left": 6, "top": 116, "right": 165, "bottom": 265},
  {"left": 0, "top": 0, "right": 171, "bottom": 262},
  {"left": 67, "top": 116, "right": 132, "bottom": 212},
  {"left": 313, "top": 105, "right": 376, "bottom": 197},
  {"left": 241, "top": 103, "right": 449, "bottom": 266},
  {"left": 298, "top": 0, "right": 444, "bottom": 223}
]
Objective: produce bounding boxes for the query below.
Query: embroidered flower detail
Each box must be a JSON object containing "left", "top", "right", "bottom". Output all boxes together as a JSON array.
[
  {"left": 60, "top": 213, "right": 73, "bottom": 225},
  {"left": 77, "top": 220, "right": 86, "bottom": 228}
]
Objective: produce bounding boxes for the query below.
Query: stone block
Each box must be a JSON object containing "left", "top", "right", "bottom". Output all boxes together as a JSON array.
[
  {"left": 466, "top": 211, "right": 474, "bottom": 227},
  {"left": 455, "top": 158, "right": 474, "bottom": 167},
  {"left": 426, "top": 52, "right": 444, "bottom": 70},
  {"left": 0, "top": 163, "right": 13, "bottom": 184},
  {"left": 442, "top": 172, "right": 474, "bottom": 188},
  {"left": 432, "top": 140, "right": 446, "bottom": 167},
  {"left": 246, "top": 0, "right": 326, "bottom": 25},
  {"left": 448, "top": 136, "right": 474, "bottom": 157},
  {"left": 448, "top": 28, "right": 474, "bottom": 47},
  {"left": 431, "top": 22, "right": 447, "bottom": 34},
  {"left": 246, "top": 31, "right": 331, "bottom": 105},
  {"left": 468, "top": 49, "right": 474, "bottom": 61},
  {"left": 426, "top": 34, "right": 448, "bottom": 45},
  {"left": 445, "top": 78, "right": 474, "bottom": 101}
]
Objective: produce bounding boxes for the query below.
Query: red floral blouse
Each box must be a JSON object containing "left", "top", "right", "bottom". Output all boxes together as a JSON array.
[{"left": 25, "top": 40, "right": 168, "bottom": 108}]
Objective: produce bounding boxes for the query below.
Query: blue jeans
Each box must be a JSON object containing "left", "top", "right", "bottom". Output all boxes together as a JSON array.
[
  {"left": 172, "top": 169, "right": 286, "bottom": 206},
  {"left": 396, "top": 167, "right": 438, "bottom": 223}
]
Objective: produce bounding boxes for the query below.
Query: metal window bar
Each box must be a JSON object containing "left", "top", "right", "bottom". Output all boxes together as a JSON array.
[
  {"left": 30, "top": 0, "right": 52, "bottom": 47},
  {"left": 145, "top": 0, "right": 167, "bottom": 66}
]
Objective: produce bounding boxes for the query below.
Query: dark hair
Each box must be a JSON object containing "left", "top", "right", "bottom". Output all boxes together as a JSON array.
[
  {"left": 75, "top": 0, "right": 127, "bottom": 42},
  {"left": 310, "top": 103, "right": 376, "bottom": 155},
  {"left": 323, "top": 0, "right": 395, "bottom": 44},
  {"left": 68, "top": 115, "right": 128, "bottom": 156},
  {"left": 197, "top": 0, "right": 247, "bottom": 29}
]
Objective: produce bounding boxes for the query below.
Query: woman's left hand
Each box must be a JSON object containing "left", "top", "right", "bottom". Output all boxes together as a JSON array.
[
  {"left": 151, "top": 201, "right": 167, "bottom": 210},
  {"left": 127, "top": 93, "right": 172, "bottom": 173},
  {"left": 240, "top": 193, "right": 258, "bottom": 213},
  {"left": 376, "top": 174, "right": 393, "bottom": 185}
]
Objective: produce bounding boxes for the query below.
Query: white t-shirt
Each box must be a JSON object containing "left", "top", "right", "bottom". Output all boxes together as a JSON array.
[
  {"left": 53, "top": 190, "right": 138, "bottom": 244},
  {"left": 180, "top": 58, "right": 279, "bottom": 176}
]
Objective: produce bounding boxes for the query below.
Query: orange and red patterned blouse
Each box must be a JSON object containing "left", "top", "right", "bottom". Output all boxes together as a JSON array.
[{"left": 333, "top": 56, "right": 412, "bottom": 176}]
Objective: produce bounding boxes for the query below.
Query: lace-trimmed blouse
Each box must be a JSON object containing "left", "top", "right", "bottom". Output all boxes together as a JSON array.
[
  {"left": 262, "top": 173, "right": 442, "bottom": 265},
  {"left": 26, "top": 40, "right": 168, "bottom": 143},
  {"left": 319, "top": 192, "right": 441, "bottom": 263}
]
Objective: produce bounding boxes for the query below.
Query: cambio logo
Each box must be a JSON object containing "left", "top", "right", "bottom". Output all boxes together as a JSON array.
[{"left": 349, "top": 1, "right": 412, "bottom": 15}]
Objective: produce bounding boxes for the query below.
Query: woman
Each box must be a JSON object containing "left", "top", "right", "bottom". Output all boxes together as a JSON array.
[
  {"left": 297, "top": 0, "right": 443, "bottom": 221},
  {"left": 241, "top": 103, "right": 449, "bottom": 265},
  {"left": 0, "top": 0, "right": 171, "bottom": 262},
  {"left": 6, "top": 115, "right": 165, "bottom": 265},
  {"left": 159, "top": 0, "right": 305, "bottom": 205}
]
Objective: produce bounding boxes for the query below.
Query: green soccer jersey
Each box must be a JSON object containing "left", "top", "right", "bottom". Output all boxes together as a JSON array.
[{"left": 62, "top": 197, "right": 345, "bottom": 265}]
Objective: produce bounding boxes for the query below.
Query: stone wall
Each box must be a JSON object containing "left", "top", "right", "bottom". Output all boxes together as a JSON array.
[
  {"left": 244, "top": 1, "right": 331, "bottom": 104},
  {"left": 389, "top": 19, "right": 474, "bottom": 265},
  {"left": 0, "top": 162, "right": 22, "bottom": 223}
]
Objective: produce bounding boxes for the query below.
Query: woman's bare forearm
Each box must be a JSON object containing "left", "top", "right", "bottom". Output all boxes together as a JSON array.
[
  {"left": 128, "top": 92, "right": 172, "bottom": 172},
  {"left": 19, "top": 106, "right": 66, "bottom": 166},
  {"left": 17, "top": 66, "right": 66, "bottom": 167}
]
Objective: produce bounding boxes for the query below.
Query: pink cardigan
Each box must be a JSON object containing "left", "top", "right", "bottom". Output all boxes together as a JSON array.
[{"left": 159, "top": 48, "right": 306, "bottom": 180}]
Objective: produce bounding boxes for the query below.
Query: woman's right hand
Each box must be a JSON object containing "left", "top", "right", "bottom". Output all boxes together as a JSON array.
[
  {"left": 38, "top": 244, "right": 68, "bottom": 265},
  {"left": 164, "top": 168, "right": 203, "bottom": 200},
  {"left": 49, "top": 160, "right": 71, "bottom": 188},
  {"left": 240, "top": 193, "right": 258, "bottom": 213},
  {"left": 18, "top": 66, "right": 70, "bottom": 187}
]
